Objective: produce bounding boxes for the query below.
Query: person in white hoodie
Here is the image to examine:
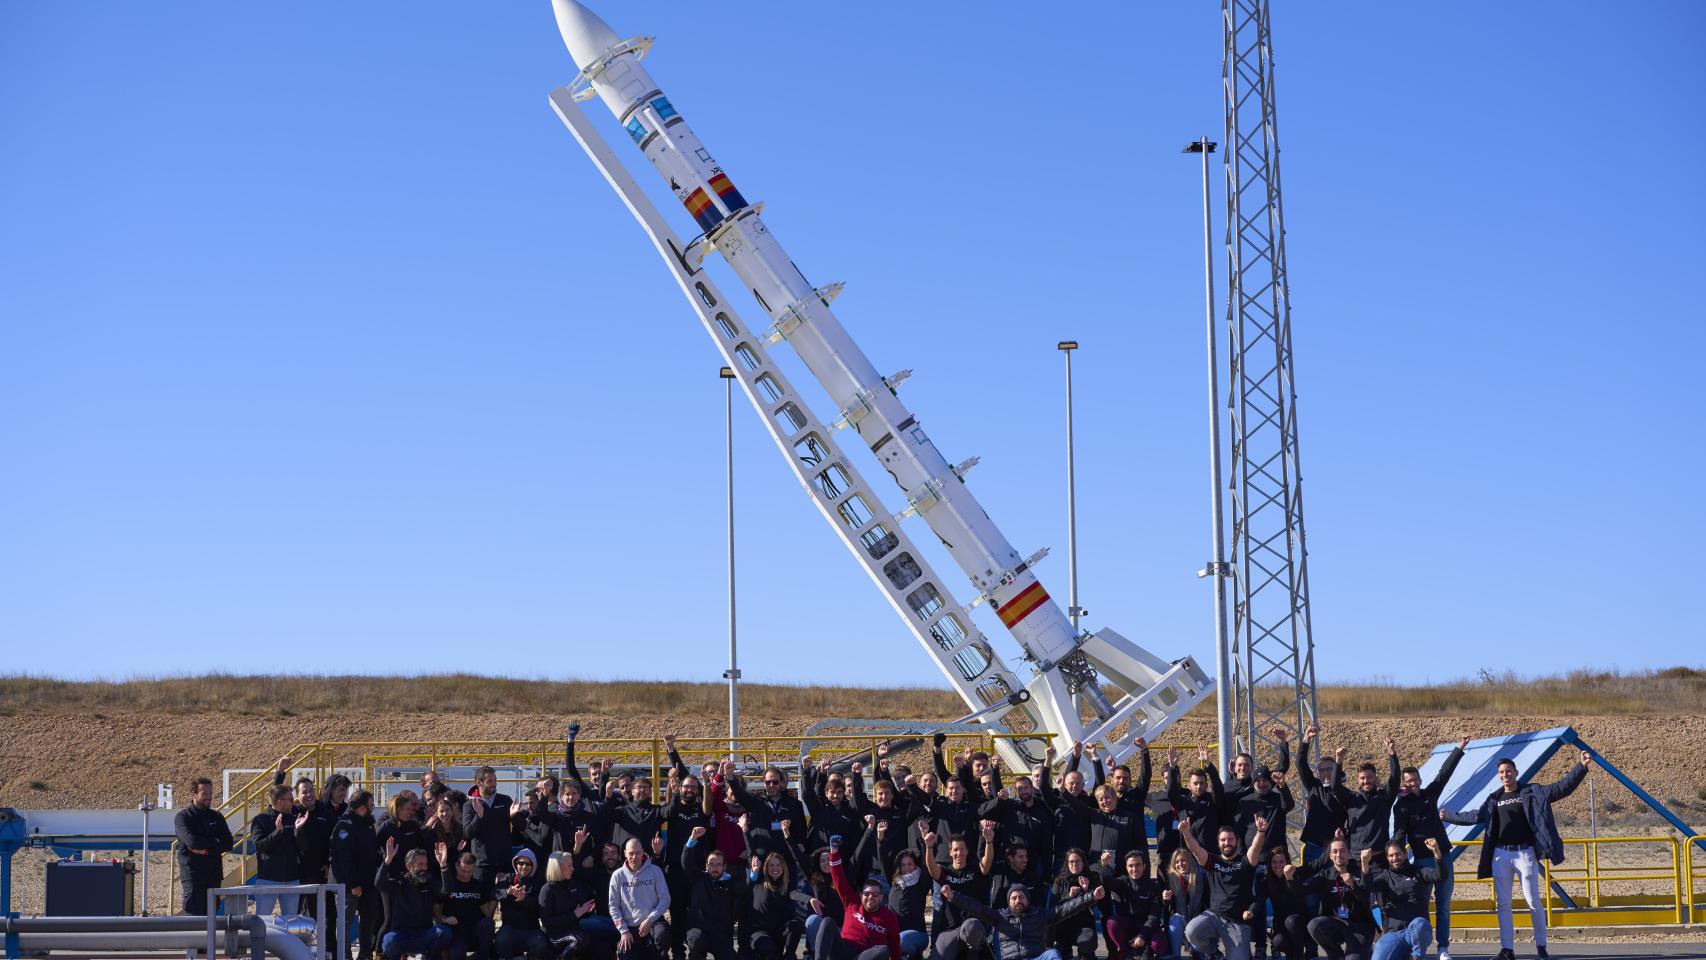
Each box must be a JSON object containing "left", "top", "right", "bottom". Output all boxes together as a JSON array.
[{"left": 609, "top": 837, "right": 672, "bottom": 960}]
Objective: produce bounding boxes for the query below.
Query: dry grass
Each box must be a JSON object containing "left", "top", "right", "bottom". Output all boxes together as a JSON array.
[
  {"left": 1, "top": 667, "right": 1702, "bottom": 718},
  {"left": 0, "top": 673, "right": 962, "bottom": 718}
]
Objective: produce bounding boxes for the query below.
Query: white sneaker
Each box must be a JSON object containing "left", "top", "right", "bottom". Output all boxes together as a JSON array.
[{"left": 1437, "top": 950, "right": 1451, "bottom": 960}]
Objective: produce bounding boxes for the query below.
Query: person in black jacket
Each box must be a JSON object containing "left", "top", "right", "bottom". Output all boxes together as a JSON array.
[
  {"left": 1102, "top": 850, "right": 1167, "bottom": 960},
  {"left": 729, "top": 765, "right": 808, "bottom": 863},
  {"left": 743, "top": 850, "right": 809, "bottom": 960},
  {"left": 252, "top": 784, "right": 304, "bottom": 917},
  {"left": 174, "top": 776, "right": 234, "bottom": 916},
  {"left": 1260, "top": 849, "right": 1314, "bottom": 960},
  {"left": 941, "top": 880, "right": 1100, "bottom": 960},
  {"left": 540, "top": 851, "right": 602, "bottom": 959},
  {"left": 1296, "top": 726, "right": 1351, "bottom": 865},
  {"left": 1295, "top": 840, "right": 1374, "bottom": 960},
  {"left": 438, "top": 850, "right": 496, "bottom": 960},
  {"left": 376, "top": 837, "right": 451, "bottom": 960},
  {"left": 680, "top": 826, "right": 746, "bottom": 960},
  {"left": 462, "top": 766, "right": 516, "bottom": 893},
  {"left": 1442, "top": 750, "right": 1590, "bottom": 960},
  {"left": 1392, "top": 735, "right": 1467, "bottom": 959},
  {"left": 1362, "top": 840, "right": 1443, "bottom": 960},
  {"left": 331, "top": 790, "right": 381, "bottom": 960},
  {"left": 1166, "top": 746, "right": 1225, "bottom": 859},
  {"left": 1341, "top": 739, "right": 1402, "bottom": 866},
  {"left": 494, "top": 849, "right": 549, "bottom": 960}
]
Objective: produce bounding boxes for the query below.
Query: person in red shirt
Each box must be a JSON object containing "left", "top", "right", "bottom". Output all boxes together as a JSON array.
[{"left": 814, "top": 835, "right": 902, "bottom": 960}]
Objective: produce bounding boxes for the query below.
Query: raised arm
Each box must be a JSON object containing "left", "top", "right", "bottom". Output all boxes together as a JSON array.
[
  {"left": 1297, "top": 727, "right": 1320, "bottom": 789},
  {"left": 1134, "top": 739, "right": 1153, "bottom": 798},
  {"left": 1164, "top": 749, "right": 1186, "bottom": 805},
  {"left": 1542, "top": 752, "right": 1592, "bottom": 802},
  {"left": 1245, "top": 816, "right": 1271, "bottom": 867},
  {"left": 1428, "top": 737, "right": 1470, "bottom": 799},
  {"left": 1272, "top": 730, "right": 1291, "bottom": 775},
  {"left": 932, "top": 734, "right": 953, "bottom": 785},
  {"left": 1384, "top": 737, "right": 1401, "bottom": 794},
  {"left": 1440, "top": 794, "right": 1493, "bottom": 826},
  {"left": 919, "top": 827, "right": 945, "bottom": 882},
  {"left": 563, "top": 723, "right": 592, "bottom": 802},
  {"left": 826, "top": 840, "right": 857, "bottom": 908},
  {"left": 1176, "top": 816, "right": 1210, "bottom": 868},
  {"left": 977, "top": 821, "right": 997, "bottom": 876}
]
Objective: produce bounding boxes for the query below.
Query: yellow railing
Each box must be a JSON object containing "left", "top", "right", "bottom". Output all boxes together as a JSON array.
[
  {"left": 1446, "top": 835, "right": 1698, "bottom": 928},
  {"left": 1685, "top": 835, "right": 1706, "bottom": 923}
]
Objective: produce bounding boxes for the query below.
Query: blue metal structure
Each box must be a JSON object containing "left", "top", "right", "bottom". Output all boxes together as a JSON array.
[{"left": 1416, "top": 726, "right": 1705, "bottom": 854}]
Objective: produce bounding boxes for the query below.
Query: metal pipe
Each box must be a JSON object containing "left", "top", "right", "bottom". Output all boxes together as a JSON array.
[
  {"left": 1189, "top": 135, "right": 1235, "bottom": 775},
  {"left": 721, "top": 365, "right": 740, "bottom": 763},
  {"left": 3, "top": 914, "right": 254, "bottom": 933},
  {"left": 1058, "top": 341, "right": 1081, "bottom": 630}
]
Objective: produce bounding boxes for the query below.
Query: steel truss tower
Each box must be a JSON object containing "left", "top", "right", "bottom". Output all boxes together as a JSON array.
[{"left": 1220, "top": 0, "right": 1319, "bottom": 756}]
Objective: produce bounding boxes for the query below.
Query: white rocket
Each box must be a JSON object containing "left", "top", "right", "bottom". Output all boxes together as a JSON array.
[{"left": 548, "top": 0, "right": 1211, "bottom": 765}]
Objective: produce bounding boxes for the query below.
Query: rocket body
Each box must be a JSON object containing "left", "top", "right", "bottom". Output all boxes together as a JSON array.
[{"left": 553, "top": 1, "right": 1080, "bottom": 669}]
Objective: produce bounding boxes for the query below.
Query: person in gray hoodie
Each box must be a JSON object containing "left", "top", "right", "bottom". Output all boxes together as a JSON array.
[{"left": 609, "top": 837, "right": 672, "bottom": 960}]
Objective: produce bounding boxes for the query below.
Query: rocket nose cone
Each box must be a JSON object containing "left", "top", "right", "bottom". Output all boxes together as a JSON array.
[{"left": 551, "top": 0, "right": 622, "bottom": 71}]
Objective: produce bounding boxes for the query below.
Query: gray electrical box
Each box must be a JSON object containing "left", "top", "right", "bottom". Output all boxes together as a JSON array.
[{"left": 45, "top": 860, "right": 135, "bottom": 916}]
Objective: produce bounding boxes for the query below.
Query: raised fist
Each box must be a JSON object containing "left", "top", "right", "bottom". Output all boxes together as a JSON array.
[{"left": 566, "top": 721, "right": 581, "bottom": 739}]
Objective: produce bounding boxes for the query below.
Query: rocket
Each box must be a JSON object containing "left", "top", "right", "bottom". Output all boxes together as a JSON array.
[{"left": 548, "top": 0, "right": 1211, "bottom": 758}]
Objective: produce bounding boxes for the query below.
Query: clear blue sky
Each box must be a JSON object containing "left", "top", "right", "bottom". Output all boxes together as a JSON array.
[{"left": 3, "top": 2, "right": 1702, "bottom": 687}]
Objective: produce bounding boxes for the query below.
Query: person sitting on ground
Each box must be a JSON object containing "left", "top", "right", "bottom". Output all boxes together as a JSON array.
[
  {"left": 437, "top": 849, "right": 495, "bottom": 960},
  {"left": 494, "top": 849, "right": 548, "bottom": 960},
  {"left": 743, "top": 849, "right": 809, "bottom": 960},
  {"left": 1049, "top": 848, "right": 1099, "bottom": 960},
  {"left": 540, "top": 851, "right": 602, "bottom": 959},
  {"left": 1362, "top": 839, "right": 1444, "bottom": 960},
  {"left": 609, "top": 837, "right": 672, "bottom": 960},
  {"left": 1163, "top": 847, "right": 1208, "bottom": 960},
  {"left": 1261, "top": 848, "right": 1314, "bottom": 960},
  {"left": 941, "top": 874, "right": 1102, "bottom": 960},
  {"left": 682, "top": 824, "right": 747, "bottom": 960},
  {"left": 813, "top": 834, "right": 902, "bottom": 960},
  {"left": 376, "top": 838, "right": 452, "bottom": 960},
  {"left": 1102, "top": 850, "right": 1167, "bottom": 960},
  {"left": 1295, "top": 839, "right": 1375, "bottom": 960}
]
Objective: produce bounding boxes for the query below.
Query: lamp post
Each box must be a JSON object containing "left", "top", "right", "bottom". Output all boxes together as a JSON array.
[
  {"left": 1184, "top": 136, "right": 1233, "bottom": 774},
  {"left": 1057, "top": 341, "right": 1085, "bottom": 630},
  {"left": 719, "top": 366, "right": 740, "bottom": 762}
]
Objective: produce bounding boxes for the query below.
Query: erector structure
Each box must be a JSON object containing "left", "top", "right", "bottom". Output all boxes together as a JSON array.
[
  {"left": 1220, "top": 0, "right": 1319, "bottom": 756},
  {"left": 546, "top": 0, "right": 1212, "bottom": 768}
]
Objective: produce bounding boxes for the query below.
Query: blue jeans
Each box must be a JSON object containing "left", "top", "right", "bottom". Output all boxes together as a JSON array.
[
  {"left": 805, "top": 913, "right": 826, "bottom": 958},
  {"left": 900, "top": 930, "right": 929, "bottom": 958},
  {"left": 251, "top": 892, "right": 301, "bottom": 917},
  {"left": 1034, "top": 951, "right": 1064, "bottom": 960},
  {"left": 1370, "top": 918, "right": 1432, "bottom": 960},
  {"left": 382, "top": 924, "right": 451, "bottom": 960},
  {"left": 1168, "top": 915, "right": 1203, "bottom": 959},
  {"left": 1412, "top": 854, "right": 1454, "bottom": 947}
]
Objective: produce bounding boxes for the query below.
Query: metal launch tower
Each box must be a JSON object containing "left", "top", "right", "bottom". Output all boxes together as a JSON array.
[{"left": 1219, "top": 0, "right": 1320, "bottom": 756}]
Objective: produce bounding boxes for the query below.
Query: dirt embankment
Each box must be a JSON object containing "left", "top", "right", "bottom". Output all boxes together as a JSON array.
[{"left": 2, "top": 711, "right": 1704, "bottom": 832}]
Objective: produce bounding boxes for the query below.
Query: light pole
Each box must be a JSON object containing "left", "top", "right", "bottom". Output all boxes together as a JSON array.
[
  {"left": 1057, "top": 341, "right": 1085, "bottom": 631},
  {"left": 1185, "top": 136, "right": 1234, "bottom": 774},
  {"left": 719, "top": 366, "right": 740, "bottom": 762}
]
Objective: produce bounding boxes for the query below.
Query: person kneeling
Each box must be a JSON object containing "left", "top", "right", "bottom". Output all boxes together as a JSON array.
[
  {"left": 1364, "top": 840, "right": 1443, "bottom": 960},
  {"left": 815, "top": 836, "right": 902, "bottom": 960},
  {"left": 944, "top": 878, "right": 1102, "bottom": 960},
  {"left": 376, "top": 840, "right": 451, "bottom": 960}
]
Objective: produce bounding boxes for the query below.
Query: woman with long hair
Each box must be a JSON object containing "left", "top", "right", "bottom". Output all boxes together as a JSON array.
[
  {"left": 1050, "top": 848, "right": 1099, "bottom": 960},
  {"left": 1165, "top": 847, "right": 1208, "bottom": 959},
  {"left": 744, "top": 850, "right": 807, "bottom": 960},
  {"left": 886, "top": 849, "right": 930, "bottom": 959}
]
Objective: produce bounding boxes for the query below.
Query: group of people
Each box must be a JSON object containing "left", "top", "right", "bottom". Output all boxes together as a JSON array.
[{"left": 171, "top": 722, "right": 1593, "bottom": 960}]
